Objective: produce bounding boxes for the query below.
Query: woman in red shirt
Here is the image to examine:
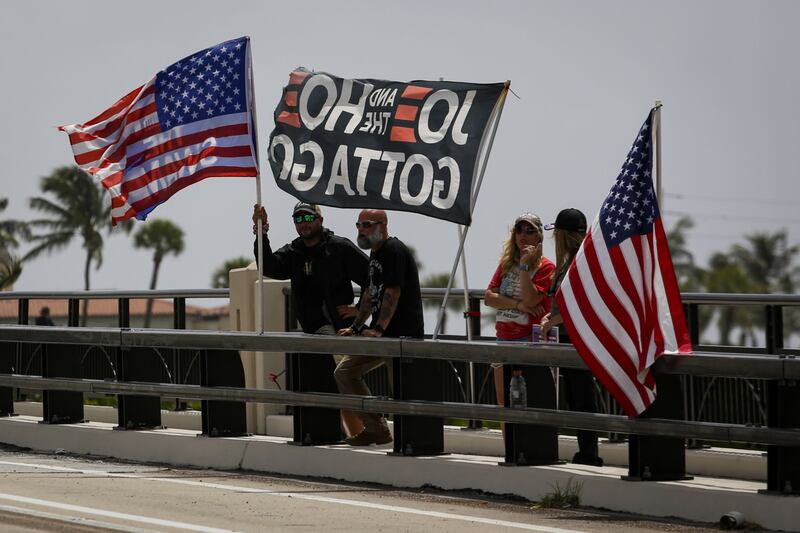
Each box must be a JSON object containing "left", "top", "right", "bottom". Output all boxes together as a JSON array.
[{"left": 485, "top": 213, "right": 555, "bottom": 407}]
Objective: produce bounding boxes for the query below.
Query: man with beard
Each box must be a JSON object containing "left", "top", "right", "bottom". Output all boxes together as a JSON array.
[
  {"left": 252, "top": 201, "right": 369, "bottom": 437},
  {"left": 336, "top": 209, "right": 424, "bottom": 446}
]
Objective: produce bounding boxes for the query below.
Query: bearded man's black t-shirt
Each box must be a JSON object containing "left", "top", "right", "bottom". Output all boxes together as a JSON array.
[{"left": 367, "top": 237, "right": 424, "bottom": 338}]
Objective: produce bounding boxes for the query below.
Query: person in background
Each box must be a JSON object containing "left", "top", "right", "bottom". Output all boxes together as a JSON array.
[
  {"left": 253, "top": 201, "right": 368, "bottom": 438},
  {"left": 337, "top": 209, "right": 424, "bottom": 446},
  {"left": 35, "top": 306, "right": 55, "bottom": 326},
  {"left": 541, "top": 207, "right": 604, "bottom": 467},
  {"left": 484, "top": 213, "right": 555, "bottom": 409}
]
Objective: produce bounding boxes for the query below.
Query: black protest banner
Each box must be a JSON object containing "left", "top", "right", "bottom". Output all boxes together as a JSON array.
[{"left": 268, "top": 69, "right": 506, "bottom": 225}]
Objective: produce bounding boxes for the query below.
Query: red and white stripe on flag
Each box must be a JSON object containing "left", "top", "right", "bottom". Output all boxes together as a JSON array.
[
  {"left": 59, "top": 37, "right": 258, "bottom": 225},
  {"left": 555, "top": 110, "right": 691, "bottom": 417}
]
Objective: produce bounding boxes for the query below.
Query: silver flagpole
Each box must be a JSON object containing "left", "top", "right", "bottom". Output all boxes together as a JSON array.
[
  {"left": 457, "top": 224, "right": 472, "bottom": 340},
  {"left": 433, "top": 82, "right": 510, "bottom": 340},
  {"left": 653, "top": 100, "right": 662, "bottom": 204},
  {"left": 246, "top": 37, "right": 266, "bottom": 335},
  {"left": 456, "top": 222, "right": 480, "bottom": 421}
]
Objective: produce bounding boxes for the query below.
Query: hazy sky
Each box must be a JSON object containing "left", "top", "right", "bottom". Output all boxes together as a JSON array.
[{"left": 2, "top": 1, "right": 799, "bottom": 309}]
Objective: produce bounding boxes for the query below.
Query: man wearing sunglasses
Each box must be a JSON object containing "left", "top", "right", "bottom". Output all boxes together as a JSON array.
[
  {"left": 335, "top": 209, "right": 424, "bottom": 446},
  {"left": 252, "top": 201, "right": 370, "bottom": 437}
]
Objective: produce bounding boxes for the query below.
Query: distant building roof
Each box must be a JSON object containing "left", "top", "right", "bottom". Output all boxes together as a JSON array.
[{"left": 0, "top": 298, "right": 229, "bottom": 319}]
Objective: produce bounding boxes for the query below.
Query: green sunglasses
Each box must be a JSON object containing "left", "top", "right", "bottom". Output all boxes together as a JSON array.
[{"left": 293, "top": 213, "right": 318, "bottom": 224}]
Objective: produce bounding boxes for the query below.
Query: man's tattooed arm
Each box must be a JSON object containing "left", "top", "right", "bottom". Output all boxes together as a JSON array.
[
  {"left": 377, "top": 287, "right": 400, "bottom": 328},
  {"left": 362, "top": 287, "right": 401, "bottom": 337},
  {"left": 351, "top": 290, "right": 372, "bottom": 329}
]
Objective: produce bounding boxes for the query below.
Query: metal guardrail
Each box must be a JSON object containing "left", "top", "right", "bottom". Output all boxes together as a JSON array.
[
  {"left": 0, "top": 325, "right": 796, "bottom": 379},
  {"left": 4, "top": 288, "right": 799, "bottom": 426},
  {"left": 1, "top": 325, "right": 799, "bottom": 446},
  {"left": 1, "top": 372, "right": 799, "bottom": 448},
  {"left": 4, "top": 288, "right": 799, "bottom": 305},
  {"left": 0, "top": 289, "right": 230, "bottom": 300}
]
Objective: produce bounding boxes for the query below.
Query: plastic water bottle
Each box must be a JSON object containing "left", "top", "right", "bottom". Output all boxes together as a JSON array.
[{"left": 509, "top": 369, "right": 527, "bottom": 408}]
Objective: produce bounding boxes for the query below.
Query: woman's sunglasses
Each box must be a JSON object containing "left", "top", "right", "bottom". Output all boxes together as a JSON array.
[
  {"left": 355, "top": 220, "right": 383, "bottom": 229},
  {"left": 293, "top": 214, "right": 318, "bottom": 224},
  {"left": 514, "top": 224, "right": 537, "bottom": 235}
]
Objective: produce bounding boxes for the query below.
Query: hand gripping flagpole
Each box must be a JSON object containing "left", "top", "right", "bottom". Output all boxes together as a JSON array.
[
  {"left": 432, "top": 81, "right": 510, "bottom": 340},
  {"left": 245, "top": 37, "right": 266, "bottom": 335}
]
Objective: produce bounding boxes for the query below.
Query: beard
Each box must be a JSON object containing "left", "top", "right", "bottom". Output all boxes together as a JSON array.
[
  {"left": 299, "top": 224, "right": 323, "bottom": 242},
  {"left": 357, "top": 232, "right": 383, "bottom": 249}
]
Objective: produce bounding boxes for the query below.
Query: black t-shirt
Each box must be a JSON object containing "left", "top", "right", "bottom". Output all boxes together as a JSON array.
[{"left": 368, "top": 237, "right": 424, "bottom": 338}]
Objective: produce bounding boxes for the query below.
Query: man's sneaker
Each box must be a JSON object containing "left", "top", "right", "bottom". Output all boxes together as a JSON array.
[
  {"left": 345, "top": 428, "right": 392, "bottom": 446},
  {"left": 571, "top": 452, "right": 604, "bottom": 467}
]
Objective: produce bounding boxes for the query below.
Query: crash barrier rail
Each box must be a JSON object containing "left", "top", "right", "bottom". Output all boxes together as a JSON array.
[
  {"left": 3, "top": 289, "right": 800, "bottom": 444},
  {"left": 0, "top": 325, "right": 798, "bottom": 494},
  {"left": 3, "top": 290, "right": 800, "bottom": 453},
  {"left": 283, "top": 288, "right": 800, "bottom": 438}
]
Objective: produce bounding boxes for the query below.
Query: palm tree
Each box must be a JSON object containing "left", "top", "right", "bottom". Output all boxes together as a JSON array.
[
  {"left": 0, "top": 197, "right": 29, "bottom": 250},
  {"left": 665, "top": 216, "right": 716, "bottom": 342},
  {"left": 26, "top": 166, "right": 117, "bottom": 324},
  {"left": 211, "top": 256, "right": 253, "bottom": 288},
  {"left": 133, "top": 219, "right": 185, "bottom": 327},
  {"left": 0, "top": 256, "right": 22, "bottom": 290},
  {"left": 666, "top": 216, "right": 705, "bottom": 292},
  {"left": 729, "top": 230, "right": 800, "bottom": 344},
  {"left": 421, "top": 272, "right": 464, "bottom": 335},
  {"left": 705, "top": 253, "right": 759, "bottom": 345},
  {"left": 730, "top": 230, "right": 799, "bottom": 293},
  {"left": 0, "top": 197, "right": 28, "bottom": 290}
]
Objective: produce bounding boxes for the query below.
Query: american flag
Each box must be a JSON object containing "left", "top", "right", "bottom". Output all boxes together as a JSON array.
[
  {"left": 555, "top": 110, "right": 692, "bottom": 417},
  {"left": 60, "top": 37, "right": 258, "bottom": 225}
]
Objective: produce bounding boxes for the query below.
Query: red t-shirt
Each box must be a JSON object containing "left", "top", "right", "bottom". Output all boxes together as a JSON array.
[{"left": 487, "top": 257, "right": 555, "bottom": 340}]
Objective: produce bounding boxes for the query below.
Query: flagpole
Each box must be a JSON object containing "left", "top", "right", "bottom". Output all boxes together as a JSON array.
[
  {"left": 444, "top": 73, "right": 474, "bottom": 343},
  {"left": 457, "top": 224, "right": 472, "bottom": 340},
  {"left": 246, "top": 36, "right": 266, "bottom": 334},
  {"left": 653, "top": 100, "right": 662, "bottom": 204},
  {"left": 433, "top": 81, "right": 510, "bottom": 340}
]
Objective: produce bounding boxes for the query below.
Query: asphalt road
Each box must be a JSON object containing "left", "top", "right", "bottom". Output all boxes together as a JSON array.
[{"left": 0, "top": 446, "right": 736, "bottom": 532}]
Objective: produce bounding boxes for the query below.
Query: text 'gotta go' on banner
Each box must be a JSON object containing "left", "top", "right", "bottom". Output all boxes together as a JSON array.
[{"left": 268, "top": 68, "right": 507, "bottom": 225}]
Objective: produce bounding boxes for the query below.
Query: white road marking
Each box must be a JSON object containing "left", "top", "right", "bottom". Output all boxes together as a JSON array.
[
  {"left": 0, "top": 459, "right": 589, "bottom": 532},
  {"left": 0, "top": 502, "right": 160, "bottom": 533}
]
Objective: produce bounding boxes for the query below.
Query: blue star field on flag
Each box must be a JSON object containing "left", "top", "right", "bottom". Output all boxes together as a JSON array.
[
  {"left": 598, "top": 112, "right": 659, "bottom": 248},
  {"left": 155, "top": 37, "right": 248, "bottom": 132}
]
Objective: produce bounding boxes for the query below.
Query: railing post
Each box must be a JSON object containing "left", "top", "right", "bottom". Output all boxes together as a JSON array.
[
  {"left": 390, "top": 356, "right": 445, "bottom": 456},
  {"left": 14, "top": 300, "right": 30, "bottom": 404},
  {"left": 625, "top": 372, "right": 691, "bottom": 481},
  {"left": 41, "top": 298, "right": 85, "bottom": 424},
  {"left": 765, "top": 304, "right": 799, "bottom": 494},
  {"left": 68, "top": 298, "right": 79, "bottom": 327},
  {"left": 684, "top": 303, "right": 700, "bottom": 347},
  {"left": 282, "top": 291, "right": 343, "bottom": 446},
  {"left": 172, "top": 297, "right": 187, "bottom": 411},
  {"left": 0, "top": 300, "right": 24, "bottom": 415},
  {"left": 684, "top": 302, "right": 700, "bottom": 449},
  {"left": 117, "top": 298, "right": 162, "bottom": 429},
  {"left": 464, "top": 296, "right": 483, "bottom": 431},
  {"left": 199, "top": 348, "right": 249, "bottom": 437},
  {"left": 499, "top": 363, "right": 559, "bottom": 466}
]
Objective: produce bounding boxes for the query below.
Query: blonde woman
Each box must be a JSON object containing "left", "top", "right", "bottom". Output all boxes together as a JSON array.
[
  {"left": 485, "top": 213, "right": 555, "bottom": 408},
  {"left": 541, "top": 208, "right": 603, "bottom": 467}
]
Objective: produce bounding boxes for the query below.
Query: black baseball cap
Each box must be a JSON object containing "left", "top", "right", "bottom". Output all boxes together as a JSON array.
[
  {"left": 544, "top": 208, "right": 587, "bottom": 233},
  {"left": 292, "top": 201, "right": 322, "bottom": 217}
]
